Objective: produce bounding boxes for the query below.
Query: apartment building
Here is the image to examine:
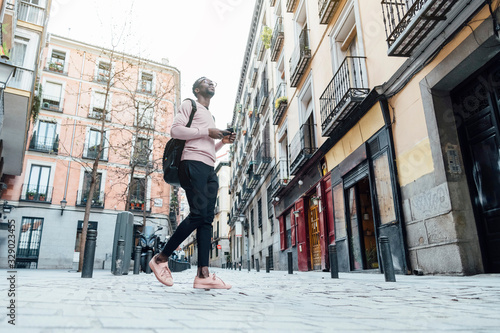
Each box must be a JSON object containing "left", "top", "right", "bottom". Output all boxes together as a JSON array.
[
  {"left": 0, "top": 34, "right": 180, "bottom": 269},
  {"left": 0, "top": 0, "right": 52, "bottom": 199},
  {"left": 229, "top": 0, "right": 498, "bottom": 275}
]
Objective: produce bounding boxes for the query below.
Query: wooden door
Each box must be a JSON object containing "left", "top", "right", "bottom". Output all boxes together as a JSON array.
[{"left": 309, "top": 205, "right": 321, "bottom": 270}]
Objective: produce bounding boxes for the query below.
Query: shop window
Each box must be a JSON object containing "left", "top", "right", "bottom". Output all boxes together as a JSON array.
[{"left": 373, "top": 151, "right": 397, "bottom": 225}]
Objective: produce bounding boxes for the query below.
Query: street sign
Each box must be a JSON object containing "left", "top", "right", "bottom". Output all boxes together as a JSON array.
[{"left": 217, "top": 245, "right": 222, "bottom": 249}]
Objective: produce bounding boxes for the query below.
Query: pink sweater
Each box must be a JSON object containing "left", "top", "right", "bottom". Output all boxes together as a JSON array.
[{"left": 170, "top": 99, "right": 224, "bottom": 167}]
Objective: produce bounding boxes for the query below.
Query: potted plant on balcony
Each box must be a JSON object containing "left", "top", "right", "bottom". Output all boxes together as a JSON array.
[
  {"left": 39, "top": 193, "right": 46, "bottom": 201},
  {"left": 26, "top": 190, "right": 36, "bottom": 200},
  {"left": 275, "top": 96, "right": 287, "bottom": 109},
  {"left": 260, "top": 26, "right": 272, "bottom": 49}
]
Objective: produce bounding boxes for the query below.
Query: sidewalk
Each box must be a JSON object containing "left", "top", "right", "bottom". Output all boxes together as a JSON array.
[{"left": 1, "top": 267, "right": 499, "bottom": 332}]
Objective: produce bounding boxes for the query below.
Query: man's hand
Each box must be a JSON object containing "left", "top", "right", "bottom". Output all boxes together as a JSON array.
[
  {"left": 222, "top": 132, "right": 236, "bottom": 144},
  {"left": 208, "top": 128, "right": 227, "bottom": 140}
]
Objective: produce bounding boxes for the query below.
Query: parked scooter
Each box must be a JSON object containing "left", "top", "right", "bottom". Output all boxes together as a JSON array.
[{"left": 137, "top": 225, "right": 163, "bottom": 272}]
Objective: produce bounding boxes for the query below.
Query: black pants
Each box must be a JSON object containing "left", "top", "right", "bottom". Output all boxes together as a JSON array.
[{"left": 160, "top": 160, "right": 218, "bottom": 267}]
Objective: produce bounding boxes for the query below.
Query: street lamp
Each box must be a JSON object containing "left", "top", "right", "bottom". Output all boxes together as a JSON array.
[
  {"left": 60, "top": 199, "right": 67, "bottom": 215},
  {"left": 0, "top": 58, "right": 16, "bottom": 89}
]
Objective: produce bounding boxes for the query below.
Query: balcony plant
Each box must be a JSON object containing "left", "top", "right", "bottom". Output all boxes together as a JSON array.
[
  {"left": 275, "top": 96, "right": 288, "bottom": 109},
  {"left": 39, "top": 193, "right": 46, "bottom": 201},
  {"left": 26, "top": 190, "right": 36, "bottom": 200},
  {"left": 260, "top": 26, "right": 272, "bottom": 49},
  {"left": 48, "top": 62, "right": 63, "bottom": 73}
]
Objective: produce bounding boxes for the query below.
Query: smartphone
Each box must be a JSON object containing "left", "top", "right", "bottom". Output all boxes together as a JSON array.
[{"left": 222, "top": 128, "right": 234, "bottom": 136}]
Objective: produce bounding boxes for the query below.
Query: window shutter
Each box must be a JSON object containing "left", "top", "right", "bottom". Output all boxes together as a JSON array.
[
  {"left": 45, "top": 82, "right": 62, "bottom": 98},
  {"left": 94, "top": 92, "right": 106, "bottom": 110},
  {"left": 279, "top": 215, "right": 285, "bottom": 251},
  {"left": 291, "top": 211, "right": 296, "bottom": 247}
]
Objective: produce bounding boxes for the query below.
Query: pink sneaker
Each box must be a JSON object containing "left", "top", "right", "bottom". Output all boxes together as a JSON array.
[
  {"left": 193, "top": 273, "right": 232, "bottom": 290},
  {"left": 149, "top": 254, "right": 173, "bottom": 287}
]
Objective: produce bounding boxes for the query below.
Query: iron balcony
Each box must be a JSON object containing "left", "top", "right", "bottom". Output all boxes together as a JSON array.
[
  {"left": 76, "top": 190, "right": 105, "bottom": 208},
  {"left": 20, "top": 184, "right": 53, "bottom": 203},
  {"left": 289, "top": 123, "right": 317, "bottom": 175},
  {"left": 290, "top": 28, "right": 311, "bottom": 87},
  {"left": 271, "top": 17, "right": 284, "bottom": 62},
  {"left": 273, "top": 82, "right": 287, "bottom": 125},
  {"left": 320, "top": 56, "right": 369, "bottom": 137},
  {"left": 381, "top": 0, "right": 458, "bottom": 57},
  {"left": 29, "top": 134, "right": 59, "bottom": 154},
  {"left": 318, "top": 0, "right": 341, "bottom": 25}
]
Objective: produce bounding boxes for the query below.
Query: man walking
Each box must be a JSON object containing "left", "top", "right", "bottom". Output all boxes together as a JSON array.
[{"left": 149, "top": 77, "right": 235, "bottom": 290}]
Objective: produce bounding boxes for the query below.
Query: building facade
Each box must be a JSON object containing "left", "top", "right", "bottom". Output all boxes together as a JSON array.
[
  {"left": 228, "top": 0, "right": 499, "bottom": 275},
  {"left": 0, "top": 34, "right": 180, "bottom": 269}
]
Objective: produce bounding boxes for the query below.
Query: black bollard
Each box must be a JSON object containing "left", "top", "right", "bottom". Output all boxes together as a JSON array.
[
  {"left": 266, "top": 256, "right": 270, "bottom": 273},
  {"left": 239, "top": 262, "right": 241, "bottom": 271},
  {"left": 82, "top": 229, "right": 98, "bottom": 278},
  {"left": 255, "top": 259, "right": 260, "bottom": 272},
  {"left": 133, "top": 245, "right": 142, "bottom": 274},
  {"left": 288, "top": 251, "right": 293, "bottom": 274},
  {"left": 379, "top": 236, "right": 396, "bottom": 282},
  {"left": 329, "top": 244, "right": 339, "bottom": 279},
  {"left": 145, "top": 250, "right": 153, "bottom": 274},
  {"left": 113, "top": 239, "right": 125, "bottom": 276},
  {"left": 247, "top": 259, "right": 250, "bottom": 272}
]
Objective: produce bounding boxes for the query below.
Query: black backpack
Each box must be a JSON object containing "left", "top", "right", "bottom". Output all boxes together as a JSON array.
[{"left": 162, "top": 99, "right": 197, "bottom": 186}]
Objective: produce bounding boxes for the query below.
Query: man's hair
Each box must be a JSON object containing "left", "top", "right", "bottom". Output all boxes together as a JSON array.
[{"left": 192, "top": 77, "right": 207, "bottom": 97}]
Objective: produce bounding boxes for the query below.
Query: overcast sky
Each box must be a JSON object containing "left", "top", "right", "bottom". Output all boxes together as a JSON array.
[{"left": 47, "top": 0, "right": 255, "bottom": 130}]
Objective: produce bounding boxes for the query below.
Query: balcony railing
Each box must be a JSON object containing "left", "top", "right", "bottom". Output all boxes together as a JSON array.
[
  {"left": 257, "top": 27, "right": 266, "bottom": 61},
  {"left": 41, "top": 94, "right": 64, "bottom": 112},
  {"left": 129, "top": 201, "right": 147, "bottom": 212},
  {"left": 271, "top": 17, "right": 285, "bottom": 62},
  {"left": 45, "top": 62, "right": 67, "bottom": 75},
  {"left": 255, "top": 142, "right": 272, "bottom": 175},
  {"left": 83, "top": 148, "right": 106, "bottom": 161},
  {"left": 7, "top": 68, "right": 34, "bottom": 91},
  {"left": 29, "top": 133, "right": 58, "bottom": 153},
  {"left": 381, "top": 0, "right": 457, "bottom": 57},
  {"left": 18, "top": 1, "right": 46, "bottom": 26},
  {"left": 270, "top": 159, "right": 291, "bottom": 198},
  {"left": 289, "top": 123, "right": 317, "bottom": 175},
  {"left": 286, "top": 0, "right": 298, "bottom": 12},
  {"left": 88, "top": 108, "right": 111, "bottom": 121},
  {"left": 76, "top": 190, "right": 105, "bottom": 208},
  {"left": 247, "top": 162, "right": 261, "bottom": 189},
  {"left": 250, "top": 62, "right": 258, "bottom": 88},
  {"left": 251, "top": 111, "right": 259, "bottom": 137},
  {"left": 290, "top": 28, "right": 311, "bottom": 87},
  {"left": 270, "top": 0, "right": 277, "bottom": 6},
  {"left": 258, "top": 78, "right": 269, "bottom": 113},
  {"left": 20, "top": 184, "right": 53, "bottom": 203},
  {"left": 242, "top": 180, "right": 251, "bottom": 200},
  {"left": 318, "top": 0, "right": 341, "bottom": 24},
  {"left": 273, "top": 82, "right": 288, "bottom": 125},
  {"left": 320, "top": 56, "right": 369, "bottom": 137},
  {"left": 137, "top": 80, "right": 153, "bottom": 94}
]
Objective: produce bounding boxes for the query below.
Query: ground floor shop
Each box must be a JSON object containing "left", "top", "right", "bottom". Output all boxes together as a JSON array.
[{"left": 0, "top": 205, "right": 169, "bottom": 269}]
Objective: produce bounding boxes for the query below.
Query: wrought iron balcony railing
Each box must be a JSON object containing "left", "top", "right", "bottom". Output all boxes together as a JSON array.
[
  {"left": 7, "top": 68, "right": 34, "bottom": 91},
  {"left": 290, "top": 28, "right": 311, "bottom": 87},
  {"left": 270, "top": 159, "right": 291, "bottom": 198},
  {"left": 270, "top": 0, "right": 277, "bottom": 6},
  {"left": 273, "top": 82, "right": 288, "bottom": 125},
  {"left": 255, "top": 142, "right": 272, "bottom": 175},
  {"left": 286, "top": 0, "right": 298, "bottom": 12},
  {"left": 318, "top": 0, "right": 341, "bottom": 24},
  {"left": 88, "top": 108, "right": 111, "bottom": 121},
  {"left": 381, "top": 0, "right": 458, "bottom": 57},
  {"left": 247, "top": 161, "right": 261, "bottom": 189},
  {"left": 320, "top": 56, "right": 369, "bottom": 137},
  {"left": 29, "top": 134, "right": 59, "bottom": 154},
  {"left": 20, "top": 184, "right": 53, "bottom": 203},
  {"left": 45, "top": 63, "right": 67, "bottom": 75},
  {"left": 271, "top": 17, "right": 285, "bottom": 62},
  {"left": 250, "top": 59, "right": 258, "bottom": 87},
  {"left": 76, "top": 190, "right": 105, "bottom": 208},
  {"left": 242, "top": 180, "right": 251, "bottom": 200},
  {"left": 257, "top": 27, "right": 266, "bottom": 61},
  {"left": 258, "top": 78, "right": 269, "bottom": 113},
  {"left": 83, "top": 148, "right": 107, "bottom": 161},
  {"left": 289, "top": 122, "right": 317, "bottom": 175},
  {"left": 18, "top": 1, "right": 46, "bottom": 26},
  {"left": 41, "top": 94, "right": 64, "bottom": 112}
]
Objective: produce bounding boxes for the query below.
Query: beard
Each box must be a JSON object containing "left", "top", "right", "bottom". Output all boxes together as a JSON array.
[{"left": 206, "top": 89, "right": 215, "bottom": 97}]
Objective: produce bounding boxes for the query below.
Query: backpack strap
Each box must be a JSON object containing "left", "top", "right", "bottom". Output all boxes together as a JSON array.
[{"left": 184, "top": 98, "right": 197, "bottom": 128}]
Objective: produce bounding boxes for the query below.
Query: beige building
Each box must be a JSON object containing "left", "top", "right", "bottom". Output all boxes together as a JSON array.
[
  {"left": 0, "top": 33, "right": 180, "bottom": 269},
  {"left": 229, "top": 0, "right": 498, "bottom": 275}
]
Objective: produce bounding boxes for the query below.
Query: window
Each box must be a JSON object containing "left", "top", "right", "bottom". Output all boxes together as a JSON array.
[
  {"left": 26, "top": 165, "right": 51, "bottom": 201},
  {"left": 330, "top": 4, "right": 361, "bottom": 69},
  {"left": 48, "top": 50, "right": 66, "bottom": 73},
  {"left": 285, "top": 213, "right": 292, "bottom": 249},
  {"left": 31, "top": 120, "right": 57, "bottom": 153},
  {"left": 90, "top": 91, "right": 110, "bottom": 121},
  {"left": 96, "top": 61, "right": 111, "bottom": 83},
  {"left": 137, "top": 102, "right": 154, "bottom": 129},
  {"left": 84, "top": 129, "right": 106, "bottom": 160},
  {"left": 258, "top": 199, "right": 263, "bottom": 241},
  {"left": 130, "top": 177, "right": 146, "bottom": 209},
  {"left": 79, "top": 171, "right": 103, "bottom": 206},
  {"left": 251, "top": 208, "right": 255, "bottom": 235},
  {"left": 11, "top": 36, "right": 29, "bottom": 67},
  {"left": 16, "top": 217, "right": 44, "bottom": 268},
  {"left": 134, "top": 137, "right": 151, "bottom": 166},
  {"left": 139, "top": 72, "right": 153, "bottom": 93},
  {"left": 42, "top": 82, "right": 63, "bottom": 111}
]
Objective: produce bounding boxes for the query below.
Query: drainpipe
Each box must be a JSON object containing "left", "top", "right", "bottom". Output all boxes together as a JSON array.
[{"left": 63, "top": 51, "right": 86, "bottom": 202}]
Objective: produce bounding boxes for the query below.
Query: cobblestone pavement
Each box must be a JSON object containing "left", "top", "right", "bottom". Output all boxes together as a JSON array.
[{"left": 1, "top": 267, "right": 499, "bottom": 332}]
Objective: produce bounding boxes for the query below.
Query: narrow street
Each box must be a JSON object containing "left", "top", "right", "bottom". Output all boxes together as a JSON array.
[{"left": 1, "top": 268, "right": 499, "bottom": 332}]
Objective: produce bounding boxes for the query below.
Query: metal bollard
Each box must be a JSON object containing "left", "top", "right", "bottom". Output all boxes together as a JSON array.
[
  {"left": 255, "top": 259, "right": 260, "bottom": 272},
  {"left": 266, "top": 256, "right": 270, "bottom": 273},
  {"left": 239, "top": 262, "right": 241, "bottom": 271},
  {"left": 379, "top": 236, "right": 396, "bottom": 282},
  {"left": 113, "top": 239, "right": 125, "bottom": 276},
  {"left": 288, "top": 251, "right": 293, "bottom": 274},
  {"left": 82, "top": 229, "right": 98, "bottom": 278},
  {"left": 247, "top": 259, "right": 250, "bottom": 272},
  {"left": 145, "top": 250, "right": 153, "bottom": 274},
  {"left": 133, "top": 246, "right": 142, "bottom": 274},
  {"left": 329, "top": 244, "right": 339, "bottom": 279}
]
